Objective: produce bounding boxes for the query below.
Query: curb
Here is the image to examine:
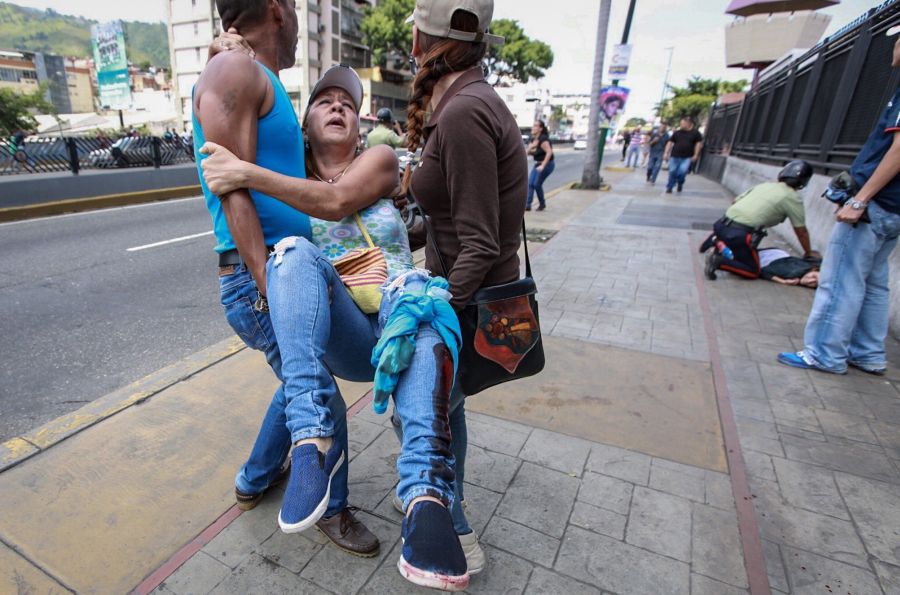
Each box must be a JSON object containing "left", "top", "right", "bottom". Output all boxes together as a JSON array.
[
  {"left": 0, "top": 337, "right": 246, "bottom": 473},
  {"left": 0, "top": 185, "right": 203, "bottom": 223},
  {"left": 544, "top": 181, "right": 577, "bottom": 198}
]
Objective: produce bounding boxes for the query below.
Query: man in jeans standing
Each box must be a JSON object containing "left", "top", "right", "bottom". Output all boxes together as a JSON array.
[
  {"left": 778, "top": 29, "right": 900, "bottom": 375},
  {"left": 664, "top": 117, "right": 703, "bottom": 194},
  {"left": 646, "top": 123, "right": 669, "bottom": 184}
]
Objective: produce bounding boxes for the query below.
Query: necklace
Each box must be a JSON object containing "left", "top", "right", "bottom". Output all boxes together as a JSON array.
[{"left": 312, "top": 161, "right": 353, "bottom": 184}]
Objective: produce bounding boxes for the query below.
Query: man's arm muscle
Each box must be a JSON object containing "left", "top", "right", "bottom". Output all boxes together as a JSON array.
[{"left": 197, "top": 53, "right": 270, "bottom": 293}]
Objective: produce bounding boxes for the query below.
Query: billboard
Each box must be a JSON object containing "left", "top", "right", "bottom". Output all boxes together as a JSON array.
[
  {"left": 598, "top": 86, "right": 630, "bottom": 129},
  {"left": 91, "top": 20, "right": 131, "bottom": 110}
]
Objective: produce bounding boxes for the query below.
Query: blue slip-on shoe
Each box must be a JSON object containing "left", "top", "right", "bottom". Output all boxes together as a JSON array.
[
  {"left": 278, "top": 440, "right": 344, "bottom": 533},
  {"left": 777, "top": 351, "right": 846, "bottom": 375},
  {"left": 848, "top": 360, "right": 887, "bottom": 376},
  {"left": 398, "top": 500, "right": 469, "bottom": 591}
]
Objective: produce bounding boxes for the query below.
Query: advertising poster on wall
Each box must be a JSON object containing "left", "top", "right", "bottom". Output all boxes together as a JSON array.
[
  {"left": 91, "top": 20, "right": 132, "bottom": 110},
  {"left": 598, "top": 86, "right": 630, "bottom": 129}
]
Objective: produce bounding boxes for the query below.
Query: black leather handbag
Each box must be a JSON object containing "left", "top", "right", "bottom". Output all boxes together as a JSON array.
[{"left": 420, "top": 207, "right": 545, "bottom": 396}]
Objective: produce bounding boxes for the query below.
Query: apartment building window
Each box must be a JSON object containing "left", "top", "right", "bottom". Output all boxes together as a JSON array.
[
  {"left": 194, "top": 22, "right": 199, "bottom": 35},
  {"left": 332, "top": 38, "right": 340, "bottom": 62},
  {"left": 332, "top": 9, "right": 339, "bottom": 33},
  {"left": 196, "top": 48, "right": 201, "bottom": 63}
]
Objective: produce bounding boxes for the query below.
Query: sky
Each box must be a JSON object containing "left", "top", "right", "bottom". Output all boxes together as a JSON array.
[{"left": 5, "top": 0, "right": 878, "bottom": 119}]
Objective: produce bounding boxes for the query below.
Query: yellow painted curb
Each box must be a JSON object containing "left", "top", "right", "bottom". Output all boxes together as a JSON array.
[
  {"left": 0, "top": 184, "right": 203, "bottom": 223},
  {"left": 544, "top": 181, "right": 577, "bottom": 199},
  {"left": 0, "top": 337, "right": 245, "bottom": 472}
]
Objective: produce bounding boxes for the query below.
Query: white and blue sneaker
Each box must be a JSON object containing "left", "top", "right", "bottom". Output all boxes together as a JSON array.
[{"left": 278, "top": 440, "right": 344, "bottom": 533}]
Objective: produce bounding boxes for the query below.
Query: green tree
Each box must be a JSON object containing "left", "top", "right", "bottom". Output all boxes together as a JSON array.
[
  {"left": 0, "top": 86, "right": 55, "bottom": 136},
  {"left": 624, "top": 117, "right": 647, "bottom": 128},
  {"left": 658, "top": 76, "right": 748, "bottom": 122},
  {"left": 360, "top": 0, "right": 415, "bottom": 68},
  {"left": 360, "top": 8, "right": 554, "bottom": 86},
  {"left": 485, "top": 19, "right": 553, "bottom": 86}
]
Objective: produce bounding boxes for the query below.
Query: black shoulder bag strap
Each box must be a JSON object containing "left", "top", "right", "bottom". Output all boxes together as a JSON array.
[{"left": 411, "top": 190, "right": 533, "bottom": 282}]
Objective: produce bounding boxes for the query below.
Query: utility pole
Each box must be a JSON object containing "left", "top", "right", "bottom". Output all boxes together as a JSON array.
[
  {"left": 658, "top": 47, "right": 674, "bottom": 120},
  {"left": 582, "top": 0, "right": 638, "bottom": 188},
  {"left": 580, "top": 0, "right": 612, "bottom": 189}
]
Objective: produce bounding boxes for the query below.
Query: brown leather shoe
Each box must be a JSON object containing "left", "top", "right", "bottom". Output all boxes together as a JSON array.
[
  {"left": 234, "top": 462, "right": 290, "bottom": 511},
  {"left": 315, "top": 507, "right": 380, "bottom": 558}
]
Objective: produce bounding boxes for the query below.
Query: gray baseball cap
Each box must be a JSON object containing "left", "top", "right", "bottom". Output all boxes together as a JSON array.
[
  {"left": 405, "top": 0, "right": 504, "bottom": 45},
  {"left": 307, "top": 64, "right": 364, "bottom": 114}
]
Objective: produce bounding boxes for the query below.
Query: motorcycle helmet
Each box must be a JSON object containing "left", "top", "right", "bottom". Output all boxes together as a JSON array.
[
  {"left": 778, "top": 160, "right": 813, "bottom": 189},
  {"left": 376, "top": 108, "right": 394, "bottom": 123}
]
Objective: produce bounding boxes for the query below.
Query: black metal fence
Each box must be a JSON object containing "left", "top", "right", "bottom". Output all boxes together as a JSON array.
[
  {"left": 702, "top": 0, "right": 900, "bottom": 178},
  {"left": 0, "top": 134, "right": 195, "bottom": 176}
]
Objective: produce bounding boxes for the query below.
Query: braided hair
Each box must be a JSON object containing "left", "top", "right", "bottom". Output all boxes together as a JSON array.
[{"left": 403, "top": 10, "right": 487, "bottom": 191}]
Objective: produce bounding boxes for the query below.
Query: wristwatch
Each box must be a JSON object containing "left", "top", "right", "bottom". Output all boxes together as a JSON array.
[{"left": 849, "top": 200, "right": 865, "bottom": 210}]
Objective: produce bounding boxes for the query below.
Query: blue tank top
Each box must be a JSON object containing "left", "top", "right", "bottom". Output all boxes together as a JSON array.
[{"left": 193, "top": 63, "right": 310, "bottom": 253}]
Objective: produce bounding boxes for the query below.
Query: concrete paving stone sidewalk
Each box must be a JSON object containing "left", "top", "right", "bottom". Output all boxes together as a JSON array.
[{"left": 4, "top": 166, "right": 900, "bottom": 594}]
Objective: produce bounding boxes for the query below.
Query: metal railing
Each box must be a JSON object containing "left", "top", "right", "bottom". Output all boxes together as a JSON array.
[
  {"left": 0, "top": 134, "right": 196, "bottom": 176},
  {"left": 703, "top": 0, "right": 900, "bottom": 177}
]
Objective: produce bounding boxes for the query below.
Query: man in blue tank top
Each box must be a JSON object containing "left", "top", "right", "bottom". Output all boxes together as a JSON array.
[{"left": 192, "top": 0, "right": 378, "bottom": 556}]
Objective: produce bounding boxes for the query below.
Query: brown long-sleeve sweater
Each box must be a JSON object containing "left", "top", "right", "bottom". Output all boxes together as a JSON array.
[{"left": 410, "top": 67, "right": 528, "bottom": 309}]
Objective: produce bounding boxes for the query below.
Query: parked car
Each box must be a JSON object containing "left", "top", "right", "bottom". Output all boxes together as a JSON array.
[{"left": 574, "top": 137, "right": 588, "bottom": 150}]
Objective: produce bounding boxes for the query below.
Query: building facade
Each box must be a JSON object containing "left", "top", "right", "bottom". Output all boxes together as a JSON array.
[
  {"left": 166, "top": 0, "right": 390, "bottom": 129},
  {"left": 0, "top": 50, "right": 96, "bottom": 115}
]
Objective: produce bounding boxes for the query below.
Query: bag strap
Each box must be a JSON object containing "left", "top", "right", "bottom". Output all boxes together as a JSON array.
[
  {"left": 353, "top": 212, "right": 376, "bottom": 249},
  {"left": 413, "top": 191, "right": 533, "bottom": 280}
]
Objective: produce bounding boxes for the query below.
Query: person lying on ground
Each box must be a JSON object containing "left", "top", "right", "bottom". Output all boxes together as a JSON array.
[{"left": 700, "top": 160, "right": 820, "bottom": 280}]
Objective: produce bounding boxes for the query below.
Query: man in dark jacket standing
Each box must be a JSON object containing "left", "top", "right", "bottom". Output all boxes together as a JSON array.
[{"left": 779, "top": 28, "right": 900, "bottom": 375}]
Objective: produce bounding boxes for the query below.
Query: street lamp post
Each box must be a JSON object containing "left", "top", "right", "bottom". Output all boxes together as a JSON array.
[{"left": 658, "top": 46, "right": 674, "bottom": 120}]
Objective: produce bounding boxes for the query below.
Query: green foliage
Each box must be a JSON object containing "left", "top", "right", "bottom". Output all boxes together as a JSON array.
[
  {"left": 360, "top": 0, "right": 415, "bottom": 68},
  {"left": 360, "top": 8, "right": 553, "bottom": 86},
  {"left": 485, "top": 19, "right": 553, "bottom": 86},
  {"left": 0, "top": 3, "right": 170, "bottom": 69},
  {"left": 624, "top": 117, "right": 647, "bottom": 129},
  {"left": 0, "top": 85, "right": 55, "bottom": 135},
  {"left": 658, "top": 76, "right": 749, "bottom": 122}
]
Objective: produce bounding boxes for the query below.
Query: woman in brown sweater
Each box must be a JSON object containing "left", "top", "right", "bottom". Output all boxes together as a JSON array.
[{"left": 398, "top": 0, "right": 528, "bottom": 585}]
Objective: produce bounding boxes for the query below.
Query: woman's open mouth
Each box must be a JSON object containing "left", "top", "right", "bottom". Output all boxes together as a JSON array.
[{"left": 326, "top": 117, "right": 346, "bottom": 129}]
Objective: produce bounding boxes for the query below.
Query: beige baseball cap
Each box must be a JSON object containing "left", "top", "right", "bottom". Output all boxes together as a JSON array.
[
  {"left": 307, "top": 64, "right": 364, "bottom": 113},
  {"left": 405, "top": 0, "right": 504, "bottom": 45}
]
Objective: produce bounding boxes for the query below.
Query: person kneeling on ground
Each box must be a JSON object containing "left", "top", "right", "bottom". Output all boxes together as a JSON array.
[
  {"left": 758, "top": 247, "right": 820, "bottom": 288},
  {"left": 700, "top": 160, "right": 819, "bottom": 280}
]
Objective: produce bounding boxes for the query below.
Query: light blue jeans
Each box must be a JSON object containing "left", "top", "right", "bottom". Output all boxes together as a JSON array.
[
  {"left": 625, "top": 144, "right": 641, "bottom": 168},
  {"left": 220, "top": 261, "right": 350, "bottom": 518},
  {"left": 666, "top": 157, "right": 692, "bottom": 191},
  {"left": 226, "top": 237, "right": 463, "bottom": 517},
  {"left": 804, "top": 201, "right": 900, "bottom": 372}
]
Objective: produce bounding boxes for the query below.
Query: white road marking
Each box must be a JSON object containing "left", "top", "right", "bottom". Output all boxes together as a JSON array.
[
  {"left": 0, "top": 196, "right": 205, "bottom": 228},
  {"left": 127, "top": 230, "right": 214, "bottom": 252}
]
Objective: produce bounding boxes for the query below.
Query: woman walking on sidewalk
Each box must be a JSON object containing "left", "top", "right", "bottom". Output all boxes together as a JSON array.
[
  {"left": 525, "top": 119, "right": 555, "bottom": 211},
  {"left": 401, "top": 0, "right": 526, "bottom": 587},
  {"left": 201, "top": 62, "right": 473, "bottom": 590}
]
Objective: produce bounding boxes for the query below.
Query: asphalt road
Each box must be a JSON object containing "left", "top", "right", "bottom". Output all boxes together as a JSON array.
[{"left": 0, "top": 150, "right": 586, "bottom": 443}]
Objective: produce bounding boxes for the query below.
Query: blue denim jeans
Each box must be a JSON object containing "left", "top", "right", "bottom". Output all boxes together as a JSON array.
[
  {"left": 391, "top": 385, "right": 471, "bottom": 535},
  {"left": 235, "top": 237, "right": 460, "bottom": 511},
  {"left": 803, "top": 201, "right": 900, "bottom": 372},
  {"left": 647, "top": 154, "right": 663, "bottom": 182},
  {"left": 221, "top": 262, "right": 350, "bottom": 518},
  {"left": 625, "top": 144, "right": 641, "bottom": 168},
  {"left": 526, "top": 160, "right": 555, "bottom": 208},
  {"left": 666, "top": 157, "right": 692, "bottom": 191}
]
